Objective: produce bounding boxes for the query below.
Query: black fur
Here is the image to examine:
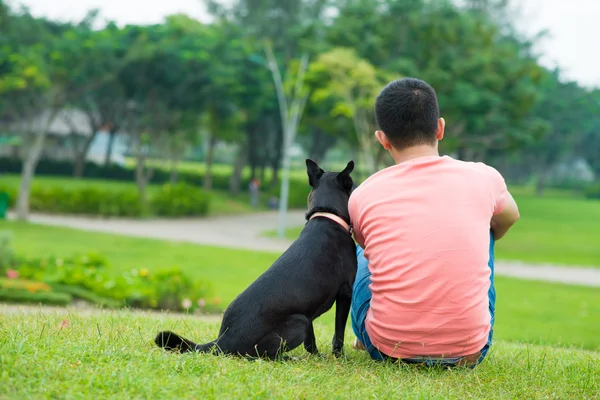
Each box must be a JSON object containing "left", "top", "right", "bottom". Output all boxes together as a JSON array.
[{"left": 155, "top": 159, "right": 358, "bottom": 360}]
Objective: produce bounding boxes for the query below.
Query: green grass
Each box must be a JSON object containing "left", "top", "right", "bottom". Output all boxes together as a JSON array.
[
  {"left": 0, "top": 174, "right": 263, "bottom": 216},
  {"left": 2, "top": 221, "right": 600, "bottom": 352},
  {"left": 1, "top": 222, "right": 599, "bottom": 398},
  {"left": 0, "top": 306, "right": 598, "bottom": 399},
  {"left": 265, "top": 186, "right": 600, "bottom": 268}
]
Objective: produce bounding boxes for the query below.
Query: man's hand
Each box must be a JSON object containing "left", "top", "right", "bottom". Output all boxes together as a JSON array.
[{"left": 490, "top": 191, "right": 520, "bottom": 240}]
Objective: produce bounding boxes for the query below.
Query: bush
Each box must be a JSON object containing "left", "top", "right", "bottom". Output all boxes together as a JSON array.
[
  {"left": 267, "top": 179, "right": 311, "bottom": 209},
  {"left": 28, "top": 185, "right": 144, "bottom": 217},
  {"left": 583, "top": 183, "right": 600, "bottom": 200},
  {"left": 0, "top": 288, "right": 72, "bottom": 306},
  {"left": 1, "top": 253, "right": 218, "bottom": 313},
  {"left": 0, "top": 182, "right": 212, "bottom": 218},
  {"left": 151, "top": 183, "right": 211, "bottom": 217}
]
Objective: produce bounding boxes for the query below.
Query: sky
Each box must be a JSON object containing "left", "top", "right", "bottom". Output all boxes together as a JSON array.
[{"left": 7, "top": 0, "right": 600, "bottom": 89}]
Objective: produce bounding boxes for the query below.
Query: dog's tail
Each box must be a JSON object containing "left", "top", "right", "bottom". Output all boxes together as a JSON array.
[{"left": 154, "top": 331, "right": 219, "bottom": 354}]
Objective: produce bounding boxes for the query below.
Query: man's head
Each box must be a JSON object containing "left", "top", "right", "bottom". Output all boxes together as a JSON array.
[{"left": 374, "top": 78, "right": 445, "bottom": 153}]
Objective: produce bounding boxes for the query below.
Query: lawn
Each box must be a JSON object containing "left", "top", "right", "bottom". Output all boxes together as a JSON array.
[
  {"left": 264, "top": 185, "right": 600, "bottom": 268},
  {"left": 0, "top": 305, "right": 598, "bottom": 399},
  {"left": 2, "top": 221, "right": 600, "bottom": 353},
  {"left": 1, "top": 222, "right": 599, "bottom": 398}
]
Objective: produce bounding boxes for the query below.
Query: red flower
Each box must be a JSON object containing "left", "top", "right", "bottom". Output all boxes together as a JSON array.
[{"left": 6, "top": 269, "right": 19, "bottom": 280}]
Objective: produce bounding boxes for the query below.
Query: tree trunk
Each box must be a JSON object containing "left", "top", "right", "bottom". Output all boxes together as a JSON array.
[
  {"left": 229, "top": 145, "right": 247, "bottom": 195},
  {"left": 536, "top": 174, "right": 546, "bottom": 197},
  {"left": 72, "top": 130, "right": 98, "bottom": 177},
  {"left": 309, "top": 128, "right": 336, "bottom": 164},
  {"left": 134, "top": 133, "right": 153, "bottom": 208},
  {"left": 104, "top": 130, "right": 116, "bottom": 166},
  {"left": 16, "top": 132, "right": 47, "bottom": 220},
  {"left": 203, "top": 134, "right": 217, "bottom": 191},
  {"left": 169, "top": 157, "right": 179, "bottom": 184},
  {"left": 259, "top": 165, "right": 266, "bottom": 184}
]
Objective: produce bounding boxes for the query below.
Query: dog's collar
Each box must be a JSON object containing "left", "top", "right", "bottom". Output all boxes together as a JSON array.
[{"left": 309, "top": 212, "right": 353, "bottom": 235}]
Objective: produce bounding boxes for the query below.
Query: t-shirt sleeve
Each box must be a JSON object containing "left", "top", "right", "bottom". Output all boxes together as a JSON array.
[
  {"left": 348, "top": 192, "right": 365, "bottom": 248},
  {"left": 486, "top": 165, "right": 508, "bottom": 215}
]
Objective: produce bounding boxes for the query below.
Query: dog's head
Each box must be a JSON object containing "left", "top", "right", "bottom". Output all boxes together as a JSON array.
[{"left": 305, "top": 159, "right": 355, "bottom": 222}]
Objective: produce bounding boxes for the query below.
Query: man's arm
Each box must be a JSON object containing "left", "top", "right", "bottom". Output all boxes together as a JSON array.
[
  {"left": 490, "top": 191, "right": 520, "bottom": 240},
  {"left": 348, "top": 192, "right": 365, "bottom": 248}
]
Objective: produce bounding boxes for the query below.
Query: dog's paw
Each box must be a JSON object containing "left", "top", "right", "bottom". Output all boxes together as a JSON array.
[{"left": 332, "top": 348, "right": 345, "bottom": 358}]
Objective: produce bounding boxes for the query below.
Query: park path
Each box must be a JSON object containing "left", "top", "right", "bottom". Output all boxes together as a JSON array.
[{"left": 8, "top": 211, "right": 600, "bottom": 287}]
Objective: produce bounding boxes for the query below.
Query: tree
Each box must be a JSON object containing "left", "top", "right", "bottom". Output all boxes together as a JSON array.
[
  {"left": 0, "top": 6, "right": 87, "bottom": 220},
  {"left": 307, "top": 48, "right": 391, "bottom": 175},
  {"left": 207, "top": 0, "right": 332, "bottom": 236},
  {"left": 327, "top": 0, "right": 546, "bottom": 160}
]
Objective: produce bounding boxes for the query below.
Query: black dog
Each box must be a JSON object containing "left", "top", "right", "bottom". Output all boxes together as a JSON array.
[{"left": 155, "top": 159, "right": 358, "bottom": 360}]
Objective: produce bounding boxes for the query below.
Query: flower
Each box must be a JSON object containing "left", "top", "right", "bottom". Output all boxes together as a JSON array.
[
  {"left": 139, "top": 268, "right": 149, "bottom": 277},
  {"left": 6, "top": 269, "right": 19, "bottom": 279},
  {"left": 58, "top": 319, "right": 71, "bottom": 330},
  {"left": 197, "top": 299, "right": 206, "bottom": 308},
  {"left": 182, "top": 298, "right": 192, "bottom": 309},
  {"left": 212, "top": 297, "right": 221, "bottom": 305}
]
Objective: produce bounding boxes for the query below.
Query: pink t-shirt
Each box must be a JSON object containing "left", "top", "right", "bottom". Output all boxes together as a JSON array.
[{"left": 348, "top": 155, "right": 508, "bottom": 358}]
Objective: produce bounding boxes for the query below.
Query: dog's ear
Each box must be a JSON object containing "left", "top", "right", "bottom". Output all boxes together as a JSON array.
[
  {"left": 337, "top": 160, "right": 354, "bottom": 192},
  {"left": 306, "top": 159, "right": 324, "bottom": 187}
]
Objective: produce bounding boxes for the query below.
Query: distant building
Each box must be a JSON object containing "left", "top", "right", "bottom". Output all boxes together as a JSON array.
[{"left": 0, "top": 108, "right": 129, "bottom": 165}]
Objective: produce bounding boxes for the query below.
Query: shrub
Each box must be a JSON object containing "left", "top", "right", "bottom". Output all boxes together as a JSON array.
[
  {"left": 0, "top": 277, "right": 73, "bottom": 306},
  {"left": 2, "top": 253, "right": 218, "bottom": 313},
  {"left": 267, "top": 178, "right": 311, "bottom": 209},
  {"left": 151, "top": 183, "right": 211, "bottom": 217},
  {"left": 28, "top": 185, "right": 144, "bottom": 217},
  {"left": 583, "top": 183, "right": 600, "bottom": 200},
  {"left": 0, "top": 181, "right": 213, "bottom": 218},
  {"left": 0, "top": 288, "right": 72, "bottom": 306}
]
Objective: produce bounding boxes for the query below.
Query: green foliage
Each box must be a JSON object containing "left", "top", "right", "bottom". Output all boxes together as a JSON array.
[
  {"left": 583, "top": 183, "right": 600, "bottom": 200},
  {"left": 268, "top": 179, "right": 311, "bottom": 209},
  {"left": 29, "top": 185, "right": 144, "bottom": 217},
  {"left": 0, "top": 286, "right": 72, "bottom": 306},
  {"left": 151, "top": 183, "right": 211, "bottom": 217},
  {"left": 0, "top": 176, "right": 214, "bottom": 217},
  {"left": 1, "top": 252, "right": 216, "bottom": 312}
]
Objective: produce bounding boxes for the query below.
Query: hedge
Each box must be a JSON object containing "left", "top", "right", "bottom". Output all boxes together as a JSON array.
[
  {"left": 0, "top": 182, "right": 212, "bottom": 218},
  {"left": 584, "top": 183, "right": 600, "bottom": 200},
  {"left": 0, "top": 158, "right": 311, "bottom": 210}
]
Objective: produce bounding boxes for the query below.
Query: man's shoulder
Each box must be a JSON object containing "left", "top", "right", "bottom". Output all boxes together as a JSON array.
[
  {"left": 443, "top": 156, "right": 502, "bottom": 177},
  {"left": 350, "top": 166, "right": 395, "bottom": 202}
]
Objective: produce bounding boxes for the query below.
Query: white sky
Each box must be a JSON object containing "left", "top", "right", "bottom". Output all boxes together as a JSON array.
[{"left": 7, "top": 0, "right": 600, "bottom": 89}]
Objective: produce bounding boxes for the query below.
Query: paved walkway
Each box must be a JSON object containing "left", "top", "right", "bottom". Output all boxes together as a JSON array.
[{"left": 8, "top": 211, "right": 600, "bottom": 287}]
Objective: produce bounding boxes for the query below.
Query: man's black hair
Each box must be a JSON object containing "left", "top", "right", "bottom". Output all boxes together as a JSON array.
[{"left": 374, "top": 77, "right": 440, "bottom": 150}]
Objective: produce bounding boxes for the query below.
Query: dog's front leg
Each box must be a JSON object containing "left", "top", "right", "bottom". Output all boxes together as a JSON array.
[
  {"left": 304, "top": 321, "right": 318, "bottom": 355},
  {"left": 332, "top": 288, "right": 352, "bottom": 357}
]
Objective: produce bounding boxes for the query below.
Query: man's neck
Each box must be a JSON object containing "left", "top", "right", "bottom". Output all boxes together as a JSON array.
[{"left": 390, "top": 144, "right": 440, "bottom": 165}]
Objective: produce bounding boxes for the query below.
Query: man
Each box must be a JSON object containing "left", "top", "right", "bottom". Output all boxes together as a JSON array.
[{"left": 349, "top": 77, "right": 520, "bottom": 368}]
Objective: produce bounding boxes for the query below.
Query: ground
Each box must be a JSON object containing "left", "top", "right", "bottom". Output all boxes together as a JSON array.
[
  {"left": 2, "top": 173, "right": 600, "bottom": 399},
  {"left": 1, "top": 303, "right": 598, "bottom": 399}
]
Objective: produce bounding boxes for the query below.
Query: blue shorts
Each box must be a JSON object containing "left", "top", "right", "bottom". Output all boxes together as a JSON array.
[{"left": 350, "top": 231, "right": 496, "bottom": 368}]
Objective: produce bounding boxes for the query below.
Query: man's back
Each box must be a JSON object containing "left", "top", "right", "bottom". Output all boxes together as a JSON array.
[{"left": 349, "top": 155, "right": 507, "bottom": 358}]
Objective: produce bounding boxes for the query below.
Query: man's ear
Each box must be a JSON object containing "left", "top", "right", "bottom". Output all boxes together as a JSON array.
[
  {"left": 337, "top": 160, "right": 354, "bottom": 192},
  {"left": 306, "top": 159, "right": 324, "bottom": 187},
  {"left": 375, "top": 130, "right": 392, "bottom": 150}
]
